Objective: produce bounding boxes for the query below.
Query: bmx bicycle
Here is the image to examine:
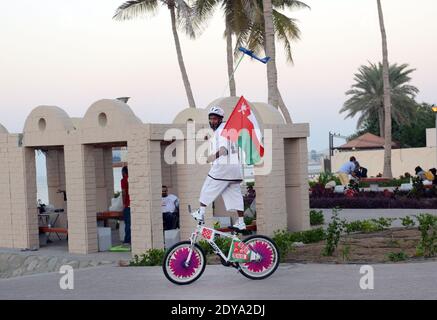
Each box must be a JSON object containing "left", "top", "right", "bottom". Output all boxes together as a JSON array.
[{"left": 163, "top": 206, "right": 280, "bottom": 285}]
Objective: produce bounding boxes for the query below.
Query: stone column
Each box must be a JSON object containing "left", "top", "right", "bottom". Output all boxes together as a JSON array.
[
  {"left": 8, "top": 139, "right": 38, "bottom": 249},
  {"left": 129, "top": 127, "right": 164, "bottom": 254},
  {"left": 65, "top": 144, "right": 98, "bottom": 254},
  {"left": 284, "top": 138, "right": 310, "bottom": 231},
  {"left": 0, "top": 133, "right": 13, "bottom": 247},
  {"left": 103, "top": 147, "right": 115, "bottom": 207}
]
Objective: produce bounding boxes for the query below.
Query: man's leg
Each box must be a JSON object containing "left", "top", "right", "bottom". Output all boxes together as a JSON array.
[
  {"left": 123, "top": 207, "right": 131, "bottom": 244},
  {"left": 338, "top": 173, "right": 349, "bottom": 186},
  {"left": 222, "top": 183, "right": 245, "bottom": 229},
  {"left": 192, "top": 177, "right": 228, "bottom": 222}
]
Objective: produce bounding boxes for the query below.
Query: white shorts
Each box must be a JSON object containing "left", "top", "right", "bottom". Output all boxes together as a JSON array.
[{"left": 199, "top": 176, "right": 244, "bottom": 212}]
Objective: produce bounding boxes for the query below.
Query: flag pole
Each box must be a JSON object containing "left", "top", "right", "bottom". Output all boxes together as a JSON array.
[{"left": 221, "top": 54, "right": 245, "bottom": 97}]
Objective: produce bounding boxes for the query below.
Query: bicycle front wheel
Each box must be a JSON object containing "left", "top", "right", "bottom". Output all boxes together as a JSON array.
[
  {"left": 162, "top": 241, "right": 206, "bottom": 285},
  {"left": 238, "top": 235, "right": 280, "bottom": 280}
]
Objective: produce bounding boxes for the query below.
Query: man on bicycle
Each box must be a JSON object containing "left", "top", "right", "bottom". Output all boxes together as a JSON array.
[{"left": 191, "top": 106, "right": 246, "bottom": 230}]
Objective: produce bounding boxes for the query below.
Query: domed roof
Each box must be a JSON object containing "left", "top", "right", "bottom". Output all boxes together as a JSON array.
[
  {"left": 205, "top": 97, "right": 285, "bottom": 125},
  {"left": 173, "top": 108, "right": 208, "bottom": 124},
  {"left": 23, "top": 106, "right": 75, "bottom": 134},
  {"left": 250, "top": 102, "right": 286, "bottom": 124},
  {"left": 80, "top": 99, "right": 143, "bottom": 130}
]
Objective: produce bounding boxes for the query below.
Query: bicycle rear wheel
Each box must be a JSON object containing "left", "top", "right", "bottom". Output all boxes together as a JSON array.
[
  {"left": 238, "top": 235, "right": 280, "bottom": 280},
  {"left": 163, "top": 241, "right": 206, "bottom": 285}
]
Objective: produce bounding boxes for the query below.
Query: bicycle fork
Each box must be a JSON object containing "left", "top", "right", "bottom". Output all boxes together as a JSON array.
[{"left": 184, "top": 229, "right": 199, "bottom": 268}]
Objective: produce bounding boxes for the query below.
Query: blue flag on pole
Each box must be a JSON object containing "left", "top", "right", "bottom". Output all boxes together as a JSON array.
[{"left": 238, "top": 47, "right": 271, "bottom": 64}]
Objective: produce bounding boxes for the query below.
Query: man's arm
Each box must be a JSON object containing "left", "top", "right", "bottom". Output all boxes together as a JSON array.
[
  {"left": 206, "top": 146, "right": 228, "bottom": 163},
  {"left": 121, "top": 189, "right": 127, "bottom": 207}
]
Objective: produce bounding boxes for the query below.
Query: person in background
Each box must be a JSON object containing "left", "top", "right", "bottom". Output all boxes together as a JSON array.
[
  {"left": 161, "top": 185, "right": 180, "bottom": 230},
  {"left": 121, "top": 166, "right": 131, "bottom": 245},
  {"left": 337, "top": 156, "right": 357, "bottom": 185}
]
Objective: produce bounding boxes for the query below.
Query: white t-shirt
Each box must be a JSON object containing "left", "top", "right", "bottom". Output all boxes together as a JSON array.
[
  {"left": 161, "top": 194, "right": 179, "bottom": 213},
  {"left": 208, "top": 123, "right": 243, "bottom": 181}
]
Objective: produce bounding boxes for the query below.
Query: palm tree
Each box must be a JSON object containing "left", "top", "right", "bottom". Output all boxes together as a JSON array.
[
  {"left": 114, "top": 0, "right": 197, "bottom": 108},
  {"left": 340, "top": 62, "right": 419, "bottom": 137},
  {"left": 377, "top": 0, "right": 392, "bottom": 178}
]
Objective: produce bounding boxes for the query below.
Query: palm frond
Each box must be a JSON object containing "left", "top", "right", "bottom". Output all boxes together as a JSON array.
[
  {"left": 113, "top": 0, "right": 159, "bottom": 20},
  {"left": 175, "top": 0, "right": 199, "bottom": 38}
]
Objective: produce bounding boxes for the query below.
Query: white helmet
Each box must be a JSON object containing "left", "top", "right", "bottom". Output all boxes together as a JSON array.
[{"left": 208, "top": 106, "right": 225, "bottom": 118}]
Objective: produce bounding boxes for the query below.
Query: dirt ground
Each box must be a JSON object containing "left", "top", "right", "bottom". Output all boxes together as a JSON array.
[
  {"left": 205, "top": 228, "right": 435, "bottom": 265},
  {"left": 285, "top": 228, "right": 428, "bottom": 264}
]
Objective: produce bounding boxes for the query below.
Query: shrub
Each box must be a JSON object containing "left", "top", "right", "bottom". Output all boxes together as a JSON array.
[
  {"left": 272, "top": 230, "right": 296, "bottom": 262},
  {"left": 198, "top": 240, "right": 214, "bottom": 255},
  {"left": 415, "top": 214, "right": 437, "bottom": 258},
  {"left": 341, "top": 244, "right": 351, "bottom": 261},
  {"left": 371, "top": 217, "right": 396, "bottom": 230},
  {"left": 298, "top": 228, "right": 326, "bottom": 244},
  {"left": 317, "top": 172, "right": 341, "bottom": 186},
  {"left": 215, "top": 236, "right": 232, "bottom": 256},
  {"left": 344, "top": 218, "right": 395, "bottom": 233},
  {"left": 272, "top": 228, "right": 326, "bottom": 261},
  {"left": 357, "top": 177, "right": 410, "bottom": 188},
  {"left": 310, "top": 210, "right": 325, "bottom": 226},
  {"left": 130, "top": 249, "right": 165, "bottom": 266},
  {"left": 244, "top": 216, "right": 255, "bottom": 226},
  {"left": 387, "top": 251, "right": 408, "bottom": 262},
  {"left": 344, "top": 220, "right": 364, "bottom": 233},
  {"left": 401, "top": 216, "right": 416, "bottom": 227},
  {"left": 323, "top": 208, "right": 346, "bottom": 256},
  {"left": 198, "top": 236, "right": 232, "bottom": 257}
]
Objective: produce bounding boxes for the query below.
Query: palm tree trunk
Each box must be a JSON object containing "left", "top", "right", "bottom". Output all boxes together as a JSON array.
[
  {"left": 262, "top": 0, "right": 292, "bottom": 123},
  {"left": 277, "top": 89, "right": 292, "bottom": 123},
  {"left": 378, "top": 105, "right": 384, "bottom": 137},
  {"left": 226, "top": 18, "right": 236, "bottom": 96},
  {"left": 377, "top": 0, "right": 393, "bottom": 178},
  {"left": 169, "top": 4, "right": 196, "bottom": 108},
  {"left": 262, "top": 0, "right": 279, "bottom": 108}
]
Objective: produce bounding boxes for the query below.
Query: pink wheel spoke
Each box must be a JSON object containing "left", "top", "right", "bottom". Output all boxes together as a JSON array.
[
  {"left": 169, "top": 247, "right": 200, "bottom": 278},
  {"left": 244, "top": 241, "right": 274, "bottom": 273}
]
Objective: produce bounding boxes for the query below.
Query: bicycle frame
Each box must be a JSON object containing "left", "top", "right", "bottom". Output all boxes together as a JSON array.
[{"left": 185, "top": 222, "right": 260, "bottom": 267}]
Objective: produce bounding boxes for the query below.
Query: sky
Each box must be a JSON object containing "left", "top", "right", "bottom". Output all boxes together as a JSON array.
[{"left": 1, "top": 0, "right": 436, "bottom": 151}]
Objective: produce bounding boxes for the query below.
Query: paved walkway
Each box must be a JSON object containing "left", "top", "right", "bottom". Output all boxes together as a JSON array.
[{"left": 1, "top": 261, "right": 437, "bottom": 299}]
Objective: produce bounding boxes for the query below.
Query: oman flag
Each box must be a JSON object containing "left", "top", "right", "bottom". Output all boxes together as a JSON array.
[{"left": 222, "top": 96, "right": 264, "bottom": 165}]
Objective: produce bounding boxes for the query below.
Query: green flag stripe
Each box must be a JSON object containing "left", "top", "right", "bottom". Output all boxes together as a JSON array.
[{"left": 238, "top": 129, "right": 261, "bottom": 165}]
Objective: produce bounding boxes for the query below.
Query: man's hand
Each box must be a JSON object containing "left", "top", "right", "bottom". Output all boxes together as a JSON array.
[{"left": 206, "top": 154, "right": 216, "bottom": 163}]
